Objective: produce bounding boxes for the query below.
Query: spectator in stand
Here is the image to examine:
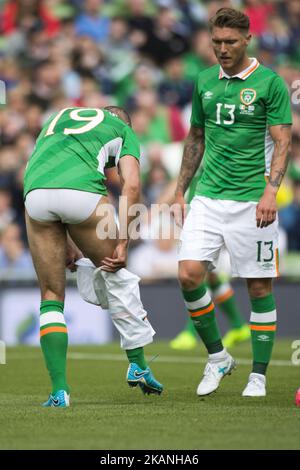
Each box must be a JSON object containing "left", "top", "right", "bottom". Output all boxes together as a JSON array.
[
  {"left": 0, "top": 58, "right": 21, "bottom": 90},
  {"left": 279, "top": 138, "right": 300, "bottom": 251},
  {"left": 159, "top": 56, "right": 194, "bottom": 108},
  {"left": 125, "top": 0, "right": 155, "bottom": 50},
  {"left": 25, "top": 104, "right": 43, "bottom": 138},
  {"left": 15, "top": 132, "right": 35, "bottom": 163},
  {"left": 23, "top": 27, "right": 52, "bottom": 66},
  {"left": 137, "top": 4, "right": 189, "bottom": 66},
  {"left": 279, "top": 0, "right": 300, "bottom": 61},
  {"left": 133, "top": 89, "right": 186, "bottom": 144},
  {"left": 0, "top": 187, "right": 16, "bottom": 231},
  {"left": 182, "top": 27, "right": 218, "bottom": 82},
  {"left": 2, "top": 0, "right": 60, "bottom": 37},
  {"left": 74, "top": 0, "right": 110, "bottom": 43},
  {"left": 128, "top": 212, "right": 178, "bottom": 280},
  {"left": 258, "top": 15, "right": 293, "bottom": 65},
  {"left": 122, "top": 61, "right": 157, "bottom": 109},
  {"left": 244, "top": 0, "right": 274, "bottom": 37},
  {"left": 0, "top": 222, "right": 34, "bottom": 270},
  {"left": 103, "top": 16, "right": 136, "bottom": 98},
  {"left": 72, "top": 36, "right": 112, "bottom": 94},
  {"left": 279, "top": 175, "right": 300, "bottom": 251},
  {"left": 0, "top": 145, "right": 19, "bottom": 175},
  {"left": 143, "top": 146, "right": 171, "bottom": 206},
  {"left": 174, "top": 0, "right": 208, "bottom": 34},
  {"left": 29, "top": 60, "right": 63, "bottom": 109}
]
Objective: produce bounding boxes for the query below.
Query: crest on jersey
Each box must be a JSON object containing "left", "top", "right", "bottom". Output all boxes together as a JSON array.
[{"left": 240, "top": 88, "right": 256, "bottom": 106}]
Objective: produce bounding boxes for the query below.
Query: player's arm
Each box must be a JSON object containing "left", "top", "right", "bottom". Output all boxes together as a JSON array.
[
  {"left": 101, "top": 155, "right": 141, "bottom": 272},
  {"left": 256, "top": 124, "right": 292, "bottom": 228},
  {"left": 118, "top": 154, "right": 141, "bottom": 240},
  {"left": 173, "top": 125, "right": 205, "bottom": 226}
]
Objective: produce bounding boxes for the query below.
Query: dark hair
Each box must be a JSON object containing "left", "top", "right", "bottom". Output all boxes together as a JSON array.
[
  {"left": 209, "top": 8, "right": 250, "bottom": 34},
  {"left": 104, "top": 106, "right": 132, "bottom": 127}
]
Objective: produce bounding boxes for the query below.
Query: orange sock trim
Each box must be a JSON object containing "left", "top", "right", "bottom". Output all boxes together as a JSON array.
[
  {"left": 40, "top": 326, "right": 68, "bottom": 337},
  {"left": 190, "top": 303, "right": 215, "bottom": 318},
  {"left": 250, "top": 325, "right": 276, "bottom": 332},
  {"left": 214, "top": 288, "right": 234, "bottom": 304}
]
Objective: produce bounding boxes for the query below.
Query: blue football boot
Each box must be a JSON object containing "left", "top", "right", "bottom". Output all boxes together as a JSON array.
[
  {"left": 42, "top": 390, "right": 70, "bottom": 407},
  {"left": 127, "top": 363, "right": 163, "bottom": 395}
]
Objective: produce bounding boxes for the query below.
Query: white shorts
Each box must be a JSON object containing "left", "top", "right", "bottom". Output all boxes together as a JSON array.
[
  {"left": 25, "top": 189, "right": 102, "bottom": 224},
  {"left": 178, "top": 196, "right": 279, "bottom": 278},
  {"left": 76, "top": 258, "right": 155, "bottom": 350}
]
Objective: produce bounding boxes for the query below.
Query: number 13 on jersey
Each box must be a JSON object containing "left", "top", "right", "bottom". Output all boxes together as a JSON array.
[{"left": 216, "top": 103, "right": 236, "bottom": 125}]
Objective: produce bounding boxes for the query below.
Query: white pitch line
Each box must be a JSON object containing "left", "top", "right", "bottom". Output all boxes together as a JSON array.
[
  {"left": 7, "top": 352, "right": 296, "bottom": 367},
  {"left": 66, "top": 352, "right": 294, "bottom": 367}
]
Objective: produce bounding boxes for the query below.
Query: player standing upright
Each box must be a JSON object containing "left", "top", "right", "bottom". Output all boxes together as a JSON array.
[{"left": 173, "top": 8, "right": 292, "bottom": 397}]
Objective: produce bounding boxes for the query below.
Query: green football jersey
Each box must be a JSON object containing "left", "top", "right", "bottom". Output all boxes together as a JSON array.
[
  {"left": 190, "top": 59, "right": 292, "bottom": 202},
  {"left": 24, "top": 108, "right": 140, "bottom": 197}
]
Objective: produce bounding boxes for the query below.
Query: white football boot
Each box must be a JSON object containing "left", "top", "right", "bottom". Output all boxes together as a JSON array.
[
  {"left": 197, "top": 350, "right": 236, "bottom": 396},
  {"left": 242, "top": 373, "right": 266, "bottom": 397}
]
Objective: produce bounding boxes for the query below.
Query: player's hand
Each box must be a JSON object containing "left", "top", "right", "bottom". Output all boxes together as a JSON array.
[
  {"left": 66, "top": 246, "right": 83, "bottom": 272},
  {"left": 256, "top": 188, "right": 277, "bottom": 228},
  {"left": 101, "top": 242, "right": 128, "bottom": 272},
  {"left": 171, "top": 192, "right": 187, "bottom": 227}
]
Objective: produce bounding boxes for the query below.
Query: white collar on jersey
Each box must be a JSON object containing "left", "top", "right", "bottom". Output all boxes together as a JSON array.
[{"left": 219, "top": 57, "right": 259, "bottom": 80}]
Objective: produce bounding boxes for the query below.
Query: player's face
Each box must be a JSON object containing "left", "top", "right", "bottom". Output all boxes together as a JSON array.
[{"left": 211, "top": 27, "right": 251, "bottom": 72}]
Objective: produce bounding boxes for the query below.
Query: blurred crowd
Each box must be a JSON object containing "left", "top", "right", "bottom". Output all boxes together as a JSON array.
[{"left": 0, "top": 0, "right": 300, "bottom": 278}]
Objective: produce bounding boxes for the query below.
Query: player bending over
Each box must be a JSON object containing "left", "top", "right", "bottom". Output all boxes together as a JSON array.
[{"left": 24, "top": 106, "right": 163, "bottom": 407}]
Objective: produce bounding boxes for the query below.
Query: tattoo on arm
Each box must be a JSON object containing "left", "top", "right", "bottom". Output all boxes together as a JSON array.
[
  {"left": 268, "top": 125, "right": 291, "bottom": 189},
  {"left": 269, "top": 168, "right": 286, "bottom": 188},
  {"left": 176, "top": 127, "right": 205, "bottom": 194}
]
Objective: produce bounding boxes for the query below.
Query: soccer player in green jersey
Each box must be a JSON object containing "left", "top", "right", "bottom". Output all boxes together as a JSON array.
[
  {"left": 24, "top": 106, "right": 163, "bottom": 407},
  {"left": 173, "top": 8, "right": 292, "bottom": 397}
]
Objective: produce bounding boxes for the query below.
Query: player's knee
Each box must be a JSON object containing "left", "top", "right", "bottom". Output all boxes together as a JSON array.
[
  {"left": 247, "top": 279, "right": 272, "bottom": 298},
  {"left": 178, "top": 266, "right": 205, "bottom": 291}
]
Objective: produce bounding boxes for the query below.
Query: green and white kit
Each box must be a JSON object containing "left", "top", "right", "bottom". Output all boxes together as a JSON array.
[
  {"left": 24, "top": 107, "right": 140, "bottom": 223},
  {"left": 24, "top": 108, "right": 155, "bottom": 351},
  {"left": 178, "top": 59, "right": 292, "bottom": 277}
]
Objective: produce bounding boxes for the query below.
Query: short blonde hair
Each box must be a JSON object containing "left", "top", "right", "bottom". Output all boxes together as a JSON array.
[{"left": 209, "top": 8, "right": 250, "bottom": 34}]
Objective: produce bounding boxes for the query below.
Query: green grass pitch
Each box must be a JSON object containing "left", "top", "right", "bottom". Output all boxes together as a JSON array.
[{"left": 0, "top": 340, "right": 299, "bottom": 450}]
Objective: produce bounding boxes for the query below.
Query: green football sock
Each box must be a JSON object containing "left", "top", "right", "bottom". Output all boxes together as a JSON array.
[
  {"left": 209, "top": 277, "right": 244, "bottom": 329},
  {"left": 183, "top": 281, "right": 209, "bottom": 337},
  {"left": 40, "top": 300, "right": 69, "bottom": 394},
  {"left": 183, "top": 317, "right": 197, "bottom": 337},
  {"left": 182, "top": 284, "right": 223, "bottom": 354},
  {"left": 250, "top": 294, "right": 276, "bottom": 375},
  {"left": 126, "top": 347, "right": 147, "bottom": 370}
]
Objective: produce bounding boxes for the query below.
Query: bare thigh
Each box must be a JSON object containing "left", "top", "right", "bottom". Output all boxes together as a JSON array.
[
  {"left": 67, "top": 196, "right": 118, "bottom": 267},
  {"left": 25, "top": 211, "right": 67, "bottom": 301}
]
